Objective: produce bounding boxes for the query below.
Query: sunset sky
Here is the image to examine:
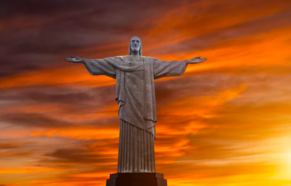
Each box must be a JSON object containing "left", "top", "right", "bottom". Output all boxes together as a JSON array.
[{"left": 1, "top": 0, "right": 291, "bottom": 185}]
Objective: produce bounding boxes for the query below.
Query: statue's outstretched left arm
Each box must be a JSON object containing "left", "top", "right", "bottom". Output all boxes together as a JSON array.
[{"left": 153, "top": 56, "right": 207, "bottom": 79}]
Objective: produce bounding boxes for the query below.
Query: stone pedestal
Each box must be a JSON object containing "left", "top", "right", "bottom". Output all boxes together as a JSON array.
[{"left": 106, "top": 173, "right": 167, "bottom": 186}]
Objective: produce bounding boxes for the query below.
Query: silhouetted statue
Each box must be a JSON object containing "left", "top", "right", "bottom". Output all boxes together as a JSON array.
[{"left": 65, "top": 36, "right": 207, "bottom": 173}]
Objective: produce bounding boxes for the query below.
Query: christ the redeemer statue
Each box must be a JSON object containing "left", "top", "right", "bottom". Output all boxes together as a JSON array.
[{"left": 65, "top": 36, "right": 207, "bottom": 174}]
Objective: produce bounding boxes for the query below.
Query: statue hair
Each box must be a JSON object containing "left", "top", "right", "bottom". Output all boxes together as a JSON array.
[{"left": 128, "top": 36, "right": 142, "bottom": 56}]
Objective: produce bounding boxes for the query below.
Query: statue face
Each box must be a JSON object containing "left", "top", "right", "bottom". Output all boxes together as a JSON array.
[{"left": 130, "top": 37, "right": 141, "bottom": 53}]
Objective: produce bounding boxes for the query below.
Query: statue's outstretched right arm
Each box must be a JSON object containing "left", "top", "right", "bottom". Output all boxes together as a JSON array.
[
  {"left": 64, "top": 56, "right": 116, "bottom": 79},
  {"left": 187, "top": 57, "right": 207, "bottom": 64}
]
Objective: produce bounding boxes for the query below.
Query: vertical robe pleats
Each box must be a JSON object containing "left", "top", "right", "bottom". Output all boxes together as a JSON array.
[
  {"left": 117, "top": 119, "right": 155, "bottom": 173},
  {"left": 117, "top": 123, "right": 122, "bottom": 173}
]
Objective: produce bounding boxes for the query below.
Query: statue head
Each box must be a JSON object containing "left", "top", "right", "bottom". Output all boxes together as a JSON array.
[{"left": 128, "top": 36, "right": 142, "bottom": 56}]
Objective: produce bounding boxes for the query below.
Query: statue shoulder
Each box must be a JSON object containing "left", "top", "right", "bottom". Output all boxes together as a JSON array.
[
  {"left": 142, "top": 56, "right": 156, "bottom": 62},
  {"left": 142, "top": 56, "right": 153, "bottom": 59},
  {"left": 106, "top": 56, "right": 127, "bottom": 61}
]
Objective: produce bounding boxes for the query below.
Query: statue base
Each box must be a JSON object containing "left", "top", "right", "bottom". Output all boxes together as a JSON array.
[{"left": 106, "top": 173, "right": 167, "bottom": 186}]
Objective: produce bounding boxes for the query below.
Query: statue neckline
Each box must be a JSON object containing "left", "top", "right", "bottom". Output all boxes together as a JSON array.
[
  {"left": 126, "top": 55, "right": 142, "bottom": 62},
  {"left": 128, "top": 55, "right": 141, "bottom": 57}
]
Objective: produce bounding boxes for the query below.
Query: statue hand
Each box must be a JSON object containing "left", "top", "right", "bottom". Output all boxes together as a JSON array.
[
  {"left": 65, "top": 56, "right": 84, "bottom": 63},
  {"left": 188, "top": 57, "right": 207, "bottom": 64}
]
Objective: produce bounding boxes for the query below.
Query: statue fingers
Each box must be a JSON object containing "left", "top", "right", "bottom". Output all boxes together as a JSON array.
[
  {"left": 191, "top": 57, "right": 201, "bottom": 60},
  {"left": 200, "top": 58, "right": 207, "bottom": 62},
  {"left": 65, "top": 57, "right": 83, "bottom": 63},
  {"left": 65, "top": 57, "right": 74, "bottom": 62},
  {"left": 71, "top": 56, "right": 81, "bottom": 59}
]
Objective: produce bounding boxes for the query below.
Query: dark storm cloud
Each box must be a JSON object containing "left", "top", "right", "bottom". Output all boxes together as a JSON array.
[
  {"left": 0, "top": 85, "right": 120, "bottom": 130},
  {"left": 0, "top": 0, "right": 184, "bottom": 78},
  {"left": 0, "top": 103, "right": 119, "bottom": 130},
  {"left": 0, "top": 82, "right": 122, "bottom": 133},
  {"left": 0, "top": 85, "right": 116, "bottom": 106},
  {"left": 0, "top": 0, "right": 290, "bottom": 79},
  {"left": 0, "top": 142, "right": 26, "bottom": 149},
  {"left": 1, "top": 113, "right": 74, "bottom": 128},
  {"left": 47, "top": 148, "right": 114, "bottom": 164},
  {"left": 42, "top": 138, "right": 119, "bottom": 166},
  {"left": 0, "top": 150, "right": 32, "bottom": 158},
  {"left": 0, "top": 0, "right": 181, "bottom": 19},
  {"left": 21, "top": 86, "right": 116, "bottom": 106},
  {"left": 0, "top": 141, "right": 33, "bottom": 158},
  {"left": 0, "top": 0, "right": 289, "bottom": 79}
]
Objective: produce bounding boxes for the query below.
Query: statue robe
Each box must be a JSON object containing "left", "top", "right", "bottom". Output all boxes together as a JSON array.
[{"left": 83, "top": 55, "right": 187, "bottom": 172}]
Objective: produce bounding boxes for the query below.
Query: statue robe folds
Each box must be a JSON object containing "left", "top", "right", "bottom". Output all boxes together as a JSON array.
[
  {"left": 83, "top": 55, "right": 187, "bottom": 173},
  {"left": 83, "top": 55, "right": 187, "bottom": 138}
]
